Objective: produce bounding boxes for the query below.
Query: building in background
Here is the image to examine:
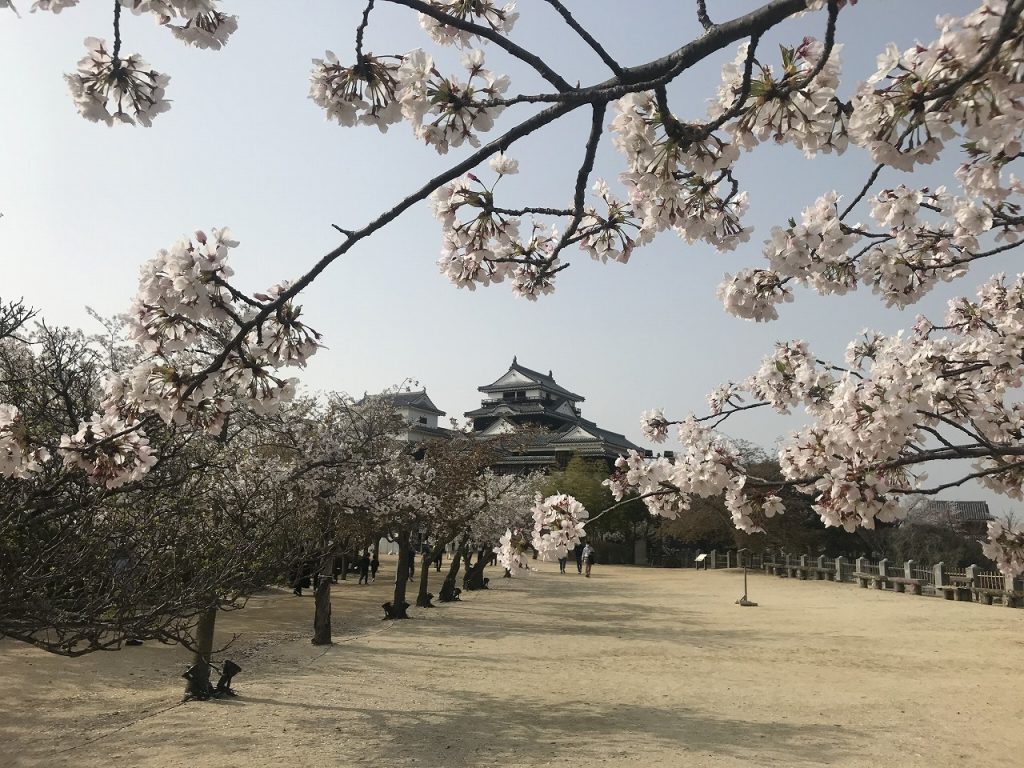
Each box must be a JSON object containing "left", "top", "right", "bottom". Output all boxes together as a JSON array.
[
  {"left": 389, "top": 390, "right": 451, "bottom": 444},
  {"left": 465, "top": 357, "right": 642, "bottom": 472},
  {"left": 907, "top": 500, "right": 993, "bottom": 537}
]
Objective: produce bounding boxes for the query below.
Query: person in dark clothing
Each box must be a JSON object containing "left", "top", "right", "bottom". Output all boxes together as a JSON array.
[
  {"left": 573, "top": 543, "right": 584, "bottom": 574},
  {"left": 370, "top": 554, "right": 380, "bottom": 582},
  {"left": 407, "top": 548, "right": 416, "bottom": 581},
  {"left": 291, "top": 549, "right": 310, "bottom": 596},
  {"left": 357, "top": 552, "right": 371, "bottom": 585},
  {"left": 434, "top": 550, "right": 443, "bottom": 572}
]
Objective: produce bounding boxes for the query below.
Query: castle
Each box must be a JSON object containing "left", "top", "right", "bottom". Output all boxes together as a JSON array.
[{"left": 393, "top": 357, "right": 641, "bottom": 471}]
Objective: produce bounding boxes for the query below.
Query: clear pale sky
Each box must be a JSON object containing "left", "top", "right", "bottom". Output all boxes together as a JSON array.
[{"left": 1, "top": 1, "right": 1011, "bottom": 510}]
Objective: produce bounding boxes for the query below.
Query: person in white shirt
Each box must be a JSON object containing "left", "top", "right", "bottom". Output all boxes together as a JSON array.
[{"left": 581, "top": 543, "right": 595, "bottom": 577}]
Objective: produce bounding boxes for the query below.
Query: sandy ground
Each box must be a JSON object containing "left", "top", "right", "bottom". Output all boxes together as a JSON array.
[{"left": 1, "top": 557, "right": 1022, "bottom": 768}]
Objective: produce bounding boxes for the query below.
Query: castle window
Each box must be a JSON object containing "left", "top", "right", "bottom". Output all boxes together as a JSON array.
[{"left": 418, "top": 416, "right": 427, "bottom": 424}]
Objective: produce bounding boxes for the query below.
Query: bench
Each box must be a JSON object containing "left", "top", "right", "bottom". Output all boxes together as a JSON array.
[
  {"left": 767, "top": 564, "right": 811, "bottom": 579},
  {"left": 937, "top": 577, "right": 973, "bottom": 601},
  {"left": 970, "top": 586, "right": 1022, "bottom": 606},
  {"left": 887, "top": 576, "right": 923, "bottom": 595},
  {"left": 854, "top": 572, "right": 889, "bottom": 589}
]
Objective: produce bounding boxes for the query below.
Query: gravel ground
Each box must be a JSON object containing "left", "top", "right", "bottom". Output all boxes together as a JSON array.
[{"left": 1, "top": 556, "right": 1022, "bottom": 768}]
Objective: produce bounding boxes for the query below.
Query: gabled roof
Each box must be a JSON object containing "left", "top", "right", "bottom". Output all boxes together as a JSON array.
[
  {"left": 912, "top": 500, "right": 993, "bottom": 525},
  {"left": 390, "top": 390, "right": 446, "bottom": 417},
  {"left": 479, "top": 357, "right": 584, "bottom": 402},
  {"left": 550, "top": 418, "right": 641, "bottom": 452},
  {"left": 479, "top": 418, "right": 518, "bottom": 436}
]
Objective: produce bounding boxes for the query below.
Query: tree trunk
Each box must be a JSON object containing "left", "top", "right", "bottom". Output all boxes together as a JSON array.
[
  {"left": 416, "top": 550, "right": 433, "bottom": 607},
  {"left": 372, "top": 536, "right": 380, "bottom": 563},
  {"left": 463, "top": 548, "right": 489, "bottom": 591},
  {"left": 183, "top": 605, "right": 217, "bottom": 700},
  {"left": 338, "top": 551, "right": 347, "bottom": 580},
  {"left": 312, "top": 555, "right": 333, "bottom": 645},
  {"left": 388, "top": 530, "right": 411, "bottom": 619},
  {"left": 439, "top": 537, "right": 467, "bottom": 602}
]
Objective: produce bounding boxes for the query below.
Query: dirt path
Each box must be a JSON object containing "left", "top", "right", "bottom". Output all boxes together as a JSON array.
[{"left": 1, "top": 558, "right": 1022, "bottom": 767}]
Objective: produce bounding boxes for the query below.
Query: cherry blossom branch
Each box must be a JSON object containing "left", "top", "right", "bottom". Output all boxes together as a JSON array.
[
  {"left": 920, "top": 0, "right": 1024, "bottom": 105},
  {"left": 490, "top": 205, "right": 574, "bottom": 217},
  {"left": 586, "top": 487, "right": 674, "bottom": 525},
  {"left": 626, "top": 0, "right": 806, "bottom": 86},
  {"left": 450, "top": 0, "right": 810, "bottom": 110},
  {"left": 776, "top": 0, "right": 838, "bottom": 96},
  {"left": 541, "top": 0, "right": 623, "bottom": 77},
  {"left": 182, "top": 98, "right": 581, "bottom": 401},
  {"left": 541, "top": 101, "right": 608, "bottom": 270},
  {"left": 703, "top": 33, "right": 761, "bottom": 134},
  {"left": 893, "top": 464, "right": 1018, "bottom": 496},
  {"left": 839, "top": 163, "right": 884, "bottom": 219},
  {"left": 383, "top": 0, "right": 574, "bottom": 92}
]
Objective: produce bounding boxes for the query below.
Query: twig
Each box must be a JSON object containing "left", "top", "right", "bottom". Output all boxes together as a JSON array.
[
  {"left": 696, "top": 0, "right": 714, "bottom": 30},
  {"left": 542, "top": 0, "right": 623, "bottom": 76},
  {"left": 355, "top": 0, "right": 375, "bottom": 61},
  {"left": 541, "top": 101, "right": 608, "bottom": 270}
]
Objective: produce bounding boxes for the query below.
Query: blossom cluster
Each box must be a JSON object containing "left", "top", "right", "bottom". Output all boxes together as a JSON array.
[
  {"left": 606, "top": 418, "right": 784, "bottom": 533},
  {"left": 430, "top": 168, "right": 571, "bottom": 299},
  {"left": 312, "top": 46, "right": 508, "bottom": 153},
  {"left": 58, "top": 412, "right": 157, "bottom": 489},
  {"left": 529, "top": 493, "right": 588, "bottom": 561},
  {"left": 710, "top": 38, "right": 848, "bottom": 157},
  {"left": 623, "top": 268, "right": 1024, "bottom": 552},
  {"left": 848, "top": 5, "right": 1024, "bottom": 171},
  {"left": 495, "top": 528, "right": 531, "bottom": 577},
  {"left": 122, "top": 228, "right": 320, "bottom": 429},
  {"left": 610, "top": 91, "right": 748, "bottom": 253},
  {"left": 35, "top": 0, "right": 237, "bottom": 123},
  {"left": 418, "top": 0, "right": 518, "bottom": 47},
  {"left": 0, "top": 228, "right": 322, "bottom": 490},
  {"left": 982, "top": 519, "right": 1024, "bottom": 578},
  {"left": 0, "top": 405, "right": 50, "bottom": 478},
  {"left": 64, "top": 37, "right": 170, "bottom": 126}
]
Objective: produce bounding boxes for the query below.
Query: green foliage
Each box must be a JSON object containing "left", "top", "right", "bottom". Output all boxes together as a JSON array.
[{"left": 541, "top": 456, "right": 646, "bottom": 537}]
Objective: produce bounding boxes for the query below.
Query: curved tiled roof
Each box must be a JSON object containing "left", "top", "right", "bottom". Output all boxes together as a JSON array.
[{"left": 479, "top": 359, "right": 585, "bottom": 402}]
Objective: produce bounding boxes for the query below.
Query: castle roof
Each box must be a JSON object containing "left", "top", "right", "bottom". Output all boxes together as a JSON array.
[
  {"left": 389, "top": 390, "right": 446, "bottom": 417},
  {"left": 478, "top": 357, "right": 585, "bottom": 402}
]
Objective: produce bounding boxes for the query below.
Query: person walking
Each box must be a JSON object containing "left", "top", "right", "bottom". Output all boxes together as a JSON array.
[
  {"left": 558, "top": 554, "right": 568, "bottom": 573},
  {"left": 573, "top": 543, "right": 584, "bottom": 574},
  {"left": 582, "top": 543, "right": 596, "bottom": 578},
  {"left": 370, "top": 553, "right": 380, "bottom": 582},
  {"left": 407, "top": 548, "right": 416, "bottom": 581},
  {"left": 357, "top": 551, "right": 371, "bottom": 585}
]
